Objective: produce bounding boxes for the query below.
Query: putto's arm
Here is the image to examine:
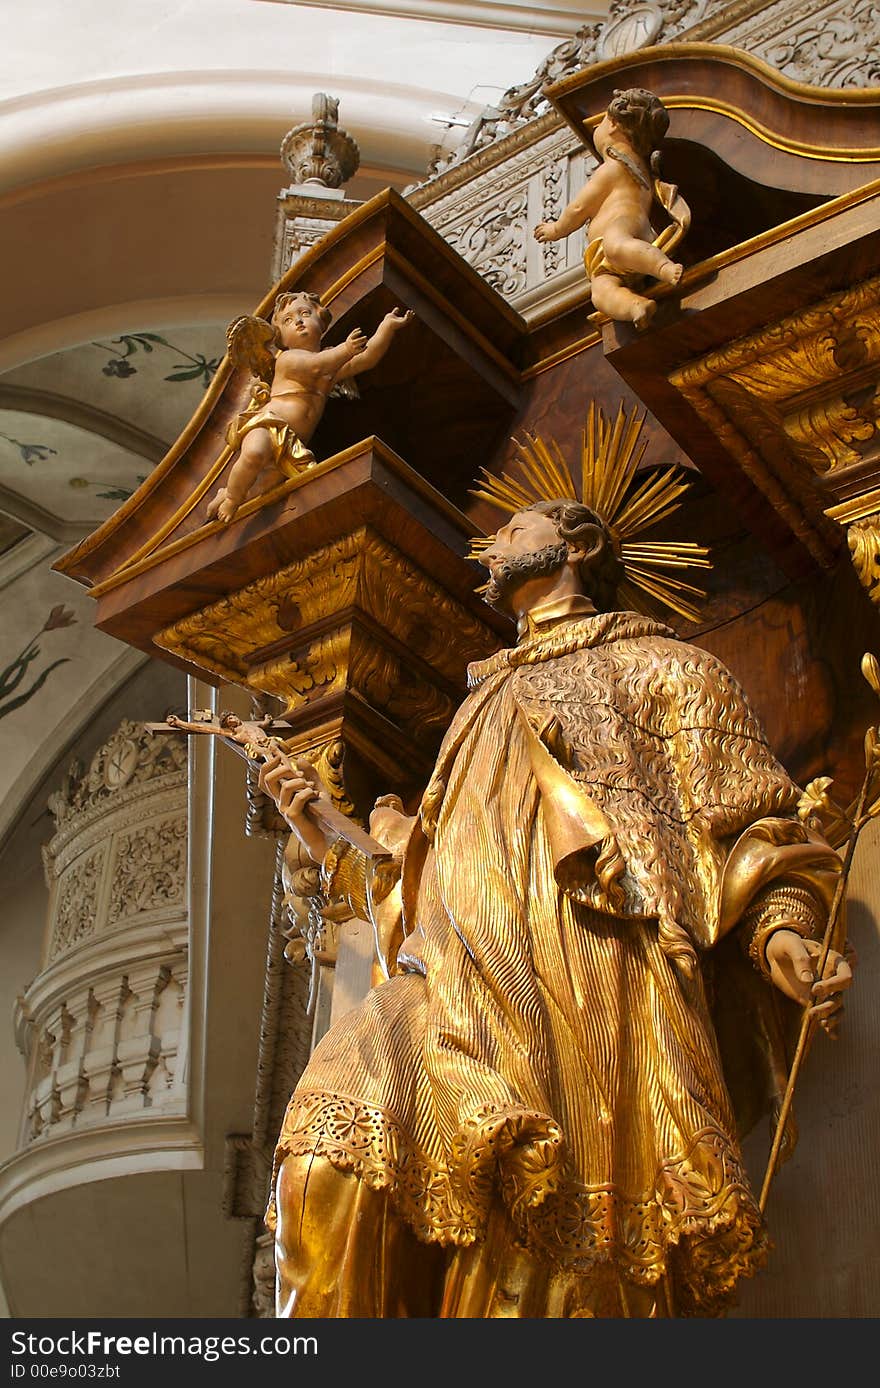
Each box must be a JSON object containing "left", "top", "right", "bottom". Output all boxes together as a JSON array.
[
  {"left": 336, "top": 309, "right": 414, "bottom": 379},
  {"left": 534, "top": 164, "right": 613, "bottom": 242}
]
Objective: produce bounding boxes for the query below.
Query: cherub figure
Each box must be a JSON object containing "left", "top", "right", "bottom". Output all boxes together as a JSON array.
[
  {"left": 207, "top": 292, "right": 413, "bottom": 523},
  {"left": 534, "top": 88, "right": 690, "bottom": 331}
]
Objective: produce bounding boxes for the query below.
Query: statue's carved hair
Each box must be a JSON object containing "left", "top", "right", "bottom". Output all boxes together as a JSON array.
[
  {"left": 528, "top": 499, "right": 624, "bottom": 613},
  {"left": 272, "top": 291, "right": 332, "bottom": 336},
  {"left": 607, "top": 88, "right": 669, "bottom": 159}
]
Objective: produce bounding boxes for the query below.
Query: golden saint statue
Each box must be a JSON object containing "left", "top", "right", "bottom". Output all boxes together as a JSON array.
[{"left": 258, "top": 408, "right": 852, "bottom": 1317}]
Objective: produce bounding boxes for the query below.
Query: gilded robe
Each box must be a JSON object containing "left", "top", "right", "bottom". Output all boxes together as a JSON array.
[{"left": 269, "top": 606, "right": 838, "bottom": 1316}]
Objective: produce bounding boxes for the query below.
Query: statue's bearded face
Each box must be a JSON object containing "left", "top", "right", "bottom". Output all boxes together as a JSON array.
[{"left": 480, "top": 510, "right": 568, "bottom": 612}]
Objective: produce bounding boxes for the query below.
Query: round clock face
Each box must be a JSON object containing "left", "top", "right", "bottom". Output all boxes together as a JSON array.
[{"left": 103, "top": 738, "right": 139, "bottom": 790}]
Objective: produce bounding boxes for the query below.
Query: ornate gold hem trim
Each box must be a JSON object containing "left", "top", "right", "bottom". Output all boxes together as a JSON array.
[{"left": 268, "top": 1089, "right": 766, "bottom": 1310}]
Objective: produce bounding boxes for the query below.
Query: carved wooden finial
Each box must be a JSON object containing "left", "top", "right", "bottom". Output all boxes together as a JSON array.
[{"left": 280, "top": 92, "right": 360, "bottom": 188}]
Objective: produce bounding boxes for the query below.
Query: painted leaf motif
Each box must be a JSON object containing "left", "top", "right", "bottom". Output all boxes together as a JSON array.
[{"left": 164, "top": 366, "right": 206, "bottom": 382}]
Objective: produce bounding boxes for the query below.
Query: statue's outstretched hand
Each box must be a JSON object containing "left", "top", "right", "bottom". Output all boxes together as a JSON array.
[
  {"left": 382, "top": 308, "right": 414, "bottom": 331},
  {"left": 259, "top": 754, "right": 332, "bottom": 865},
  {"left": 766, "top": 929, "right": 856, "bottom": 1038}
]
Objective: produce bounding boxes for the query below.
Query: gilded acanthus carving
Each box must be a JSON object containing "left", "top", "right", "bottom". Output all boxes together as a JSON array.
[
  {"left": 847, "top": 518, "right": 880, "bottom": 602},
  {"left": 667, "top": 274, "right": 880, "bottom": 572},
  {"left": 155, "top": 529, "right": 498, "bottom": 728},
  {"left": 785, "top": 395, "right": 876, "bottom": 472},
  {"left": 670, "top": 272, "right": 880, "bottom": 469}
]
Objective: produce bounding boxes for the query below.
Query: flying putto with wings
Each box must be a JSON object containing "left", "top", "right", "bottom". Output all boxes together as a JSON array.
[{"left": 206, "top": 291, "right": 413, "bottom": 523}]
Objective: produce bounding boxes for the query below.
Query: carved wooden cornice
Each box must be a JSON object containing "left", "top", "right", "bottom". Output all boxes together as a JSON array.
[
  {"left": 408, "top": 111, "right": 564, "bottom": 207},
  {"left": 155, "top": 522, "right": 500, "bottom": 798},
  {"left": 547, "top": 43, "right": 880, "bottom": 189},
  {"left": 670, "top": 273, "right": 880, "bottom": 480}
]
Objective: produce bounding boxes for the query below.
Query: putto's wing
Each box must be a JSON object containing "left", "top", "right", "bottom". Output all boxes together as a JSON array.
[
  {"left": 329, "top": 379, "right": 360, "bottom": 402},
  {"left": 226, "top": 315, "right": 276, "bottom": 385}
]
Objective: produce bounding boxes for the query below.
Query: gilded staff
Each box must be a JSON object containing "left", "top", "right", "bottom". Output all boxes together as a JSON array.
[
  {"left": 145, "top": 709, "right": 390, "bottom": 861},
  {"left": 759, "top": 651, "right": 879, "bottom": 1211}
]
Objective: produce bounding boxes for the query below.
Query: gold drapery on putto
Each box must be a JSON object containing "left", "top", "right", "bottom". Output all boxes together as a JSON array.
[
  {"left": 225, "top": 390, "right": 316, "bottom": 476},
  {"left": 269, "top": 608, "right": 839, "bottom": 1316}
]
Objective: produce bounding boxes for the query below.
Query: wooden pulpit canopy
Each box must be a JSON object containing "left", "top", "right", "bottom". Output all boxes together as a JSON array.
[{"left": 54, "top": 190, "right": 519, "bottom": 675}]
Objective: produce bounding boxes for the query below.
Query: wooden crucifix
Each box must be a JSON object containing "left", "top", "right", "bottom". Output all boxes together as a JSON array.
[{"left": 145, "top": 709, "right": 390, "bottom": 860}]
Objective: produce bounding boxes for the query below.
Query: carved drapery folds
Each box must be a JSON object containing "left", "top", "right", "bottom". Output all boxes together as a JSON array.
[{"left": 16, "top": 722, "right": 188, "bottom": 1146}]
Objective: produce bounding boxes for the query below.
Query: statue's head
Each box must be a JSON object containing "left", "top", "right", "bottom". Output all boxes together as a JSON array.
[
  {"left": 480, "top": 499, "right": 623, "bottom": 617},
  {"left": 595, "top": 88, "right": 669, "bottom": 160},
  {"left": 272, "top": 291, "right": 332, "bottom": 350}
]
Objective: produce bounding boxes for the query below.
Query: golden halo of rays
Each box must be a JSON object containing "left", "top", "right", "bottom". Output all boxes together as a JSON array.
[{"left": 468, "top": 402, "right": 711, "bottom": 623}]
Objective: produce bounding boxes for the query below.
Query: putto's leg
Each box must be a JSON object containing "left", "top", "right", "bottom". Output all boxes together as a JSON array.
[
  {"left": 602, "top": 231, "right": 683, "bottom": 285},
  {"left": 207, "top": 428, "right": 274, "bottom": 523},
  {"left": 589, "top": 274, "right": 656, "bottom": 331}
]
